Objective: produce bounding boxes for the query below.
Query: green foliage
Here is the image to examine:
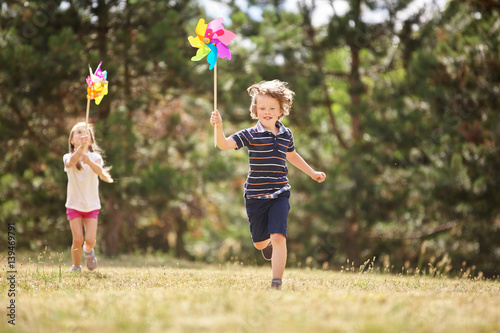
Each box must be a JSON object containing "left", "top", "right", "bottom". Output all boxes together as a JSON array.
[{"left": 1, "top": 0, "right": 499, "bottom": 276}]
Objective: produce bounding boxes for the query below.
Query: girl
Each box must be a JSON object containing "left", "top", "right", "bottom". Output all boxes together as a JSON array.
[{"left": 63, "top": 122, "right": 113, "bottom": 272}]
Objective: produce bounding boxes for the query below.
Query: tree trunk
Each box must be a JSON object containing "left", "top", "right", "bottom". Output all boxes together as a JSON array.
[
  {"left": 124, "top": 0, "right": 132, "bottom": 120},
  {"left": 175, "top": 217, "right": 188, "bottom": 259},
  {"left": 350, "top": 45, "right": 362, "bottom": 140},
  {"left": 104, "top": 196, "right": 122, "bottom": 255},
  {"left": 344, "top": 0, "right": 364, "bottom": 262},
  {"left": 344, "top": 208, "right": 360, "bottom": 265},
  {"left": 96, "top": 0, "right": 111, "bottom": 121}
]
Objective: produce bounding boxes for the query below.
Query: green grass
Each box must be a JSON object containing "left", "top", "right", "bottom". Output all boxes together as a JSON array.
[{"left": 1, "top": 252, "right": 500, "bottom": 333}]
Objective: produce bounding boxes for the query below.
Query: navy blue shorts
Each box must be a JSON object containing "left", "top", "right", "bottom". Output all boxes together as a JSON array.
[{"left": 244, "top": 191, "right": 290, "bottom": 243}]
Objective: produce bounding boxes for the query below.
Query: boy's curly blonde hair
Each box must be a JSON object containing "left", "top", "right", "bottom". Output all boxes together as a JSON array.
[{"left": 247, "top": 80, "right": 295, "bottom": 120}]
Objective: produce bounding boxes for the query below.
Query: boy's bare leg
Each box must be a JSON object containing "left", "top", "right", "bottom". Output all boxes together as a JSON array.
[
  {"left": 270, "top": 233, "right": 287, "bottom": 279},
  {"left": 253, "top": 239, "right": 270, "bottom": 250},
  {"left": 254, "top": 238, "right": 272, "bottom": 260}
]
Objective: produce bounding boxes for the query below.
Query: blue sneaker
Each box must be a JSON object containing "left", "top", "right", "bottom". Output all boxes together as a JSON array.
[
  {"left": 84, "top": 249, "right": 97, "bottom": 271},
  {"left": 70, "top": 265, "right": 81, "bottom": 272}
]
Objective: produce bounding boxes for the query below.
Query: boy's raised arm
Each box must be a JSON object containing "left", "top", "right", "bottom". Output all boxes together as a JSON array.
[{"left": 210, "top": 110, "right": 237, "bottom": 150}]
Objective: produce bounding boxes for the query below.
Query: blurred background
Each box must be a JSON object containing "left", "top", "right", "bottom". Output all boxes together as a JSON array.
[{"left": 1, "top": 0, "right": 499, "bottom": 277}]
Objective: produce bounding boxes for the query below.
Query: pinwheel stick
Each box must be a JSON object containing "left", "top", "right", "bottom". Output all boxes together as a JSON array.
[
  {"left": 86, "top": 64, "right": 92, "bottom": 135},
  {"left": 84, "top": 98, "right": 90, "bottom": 153},
  {"left": 213, "top": 63, "right": 218, "bottom": 147},
  {"left": 85, "top": 99, "right": 90, "bottom": 134}
]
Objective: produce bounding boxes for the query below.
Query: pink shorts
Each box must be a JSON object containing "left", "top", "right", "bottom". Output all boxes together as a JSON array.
[{"left": 66, "top": 208, "right": 100, "bottom": 221}]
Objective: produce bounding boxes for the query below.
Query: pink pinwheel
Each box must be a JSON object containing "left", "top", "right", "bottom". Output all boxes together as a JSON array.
[
  {"left": 188, "top": 18, "right": 236, "bottom": 70},
  {"left": 86, "top": 61, "right": 108, "bottom": 105},
  {"left": 84, "top": 62, "right": 109, "bottom": 137}
]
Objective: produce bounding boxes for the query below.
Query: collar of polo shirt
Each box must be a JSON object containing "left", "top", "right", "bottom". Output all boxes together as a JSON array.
[{"left": 256, "top": 121, "right": 287, "bottom": 136}]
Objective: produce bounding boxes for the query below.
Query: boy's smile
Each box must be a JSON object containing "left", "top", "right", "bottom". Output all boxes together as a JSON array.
[{"left": 256, "top": 95, "right": 283, "bottom": 133}]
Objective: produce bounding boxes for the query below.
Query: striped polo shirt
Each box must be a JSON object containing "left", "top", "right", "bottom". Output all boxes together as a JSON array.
[{"left": 231, "top": 121, "right": 295, "bottom": 199}]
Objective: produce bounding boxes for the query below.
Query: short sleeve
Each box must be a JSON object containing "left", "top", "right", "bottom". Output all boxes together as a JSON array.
[
  {"left": 91, "top": 152, "right": 104, "bottom": 166},
  {"left": 231, "top": 129, "right": 251, "bottom": 150},
  {"left": 63, "top": 154, "right": 71, "bottom": 172},
  {"left": 287, "top": 129, "right": 295, "bottom": 152}
]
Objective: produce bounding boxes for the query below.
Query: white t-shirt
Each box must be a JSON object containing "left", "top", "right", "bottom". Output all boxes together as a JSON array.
[{"left": 63, "top": 152, "right": 102, "bottom": 212}]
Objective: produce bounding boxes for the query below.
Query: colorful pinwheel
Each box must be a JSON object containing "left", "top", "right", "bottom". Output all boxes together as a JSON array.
[
  {"left": 86, "top": 61, "right": 108, "bottom": 105},
  {"left": 84, "top": 62, "right": 109, "bottom": 138},
  {"left": 188, "top": 18, "right": 236, "bottom": 146},
  {"left": 188, "top": 18, "right": 236, "bottom": 70}
]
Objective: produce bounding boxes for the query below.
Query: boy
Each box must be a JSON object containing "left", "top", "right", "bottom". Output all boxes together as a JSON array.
[{"left": 210, "top": 80, "right": 326, "bottom": 289}]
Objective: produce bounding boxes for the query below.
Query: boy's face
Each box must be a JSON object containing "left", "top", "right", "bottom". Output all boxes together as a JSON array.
[{"left": 255, "top": 95, "right": 282, "bottom": 129}]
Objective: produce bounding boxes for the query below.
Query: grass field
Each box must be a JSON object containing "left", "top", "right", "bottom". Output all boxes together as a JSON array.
[{"left": 1, "top": 252, "right": 500, "bottom": 333}]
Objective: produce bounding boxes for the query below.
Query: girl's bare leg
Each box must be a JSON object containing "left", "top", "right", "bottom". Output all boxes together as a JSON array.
[
  {"left": 69, "top": 218, "right": 84, "bottom": 267},
  {"left": 83, "top": 218, "right": 98, "bottom": 252}
]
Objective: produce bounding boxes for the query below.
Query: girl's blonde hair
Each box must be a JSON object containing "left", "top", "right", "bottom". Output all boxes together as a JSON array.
[
  {"left": 68, "top": 122, "right": 113, "bottom": 183},
  {"left": 247, "top": 80, "right": 295, "bottom": 120}
]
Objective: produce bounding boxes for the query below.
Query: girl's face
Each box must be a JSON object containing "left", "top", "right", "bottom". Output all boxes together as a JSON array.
[
  {"left": 70, "top": 126, "right": 92, "bottom": 147},
  {"left": 255, "top": 95, "right": 283, "bottom": 130}
]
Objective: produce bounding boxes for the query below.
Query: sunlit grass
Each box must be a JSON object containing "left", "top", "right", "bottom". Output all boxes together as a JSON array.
[{"left": 1, "top": 252, "right": 499, "bottom": 333}]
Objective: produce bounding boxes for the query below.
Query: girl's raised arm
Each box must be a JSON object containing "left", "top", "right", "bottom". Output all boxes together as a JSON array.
[{"left": 65, "top": 136, "right": 89, "bottom": 168}]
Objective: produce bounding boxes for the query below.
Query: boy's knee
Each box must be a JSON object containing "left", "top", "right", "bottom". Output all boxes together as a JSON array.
[{"left": 270, "top": 233, "right": 286, "bottom": 244}]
